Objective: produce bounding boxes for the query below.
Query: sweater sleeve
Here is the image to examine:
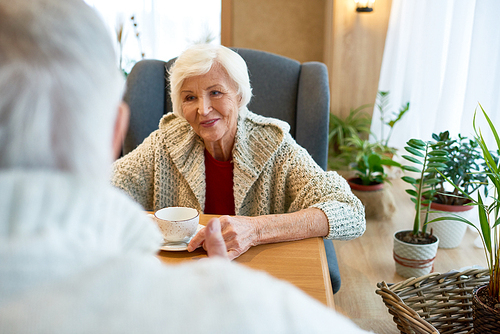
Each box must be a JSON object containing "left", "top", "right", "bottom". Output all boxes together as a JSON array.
[
  {"left": 111, "top": 133, "right": 157, "bottom": 211},
  {"left": 284, "top": 140, "right": 366, "bottom": 240}
]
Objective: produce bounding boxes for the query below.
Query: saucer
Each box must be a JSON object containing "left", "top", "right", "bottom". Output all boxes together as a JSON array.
[{"left": 159, "top": 224, "right": 204, "bottom": 252}]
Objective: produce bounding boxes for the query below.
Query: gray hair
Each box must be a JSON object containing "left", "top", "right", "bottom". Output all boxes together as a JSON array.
[
  {"left": 169, "top": 44, "right": 252, "bottom": 119},
  {"left": 0, "top": 0, "right": 124, "bottom": 180}
]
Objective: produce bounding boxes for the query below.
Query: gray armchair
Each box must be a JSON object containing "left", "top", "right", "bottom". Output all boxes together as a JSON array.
[{"left": 122, "top": 48, "right": 341, "bottom": 294}]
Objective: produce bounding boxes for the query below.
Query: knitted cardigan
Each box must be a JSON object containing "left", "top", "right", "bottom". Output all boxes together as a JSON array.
[{"left": 112, "top": 109, "right": 366, "bottom": 240}]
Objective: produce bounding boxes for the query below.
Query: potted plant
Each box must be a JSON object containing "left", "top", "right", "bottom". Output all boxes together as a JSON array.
[
  {"left": 424, "top": 131, "right": 487, "bottom": 248},
  {"left": 342, "top": 137, "right": 401, "bottom": 220},
  {"left": 427, "top": 106, "right": 500, "bottom": 331},
  {"left": 394, "top": 137, "right": 449, "bottom": 278},
  {"left": 343, "top": 137, "right": 401, "bottom": 190},
  {"left": 328, "top": 104, "right": 372, "bottom": 170}
]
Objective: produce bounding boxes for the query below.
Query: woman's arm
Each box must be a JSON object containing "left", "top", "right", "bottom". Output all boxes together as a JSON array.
[
  {"left": 188, "top": 208, "right": 328, "bottom": 260},
  {"left": 111, "top": 133, "right": 157, "bottom": 210}
]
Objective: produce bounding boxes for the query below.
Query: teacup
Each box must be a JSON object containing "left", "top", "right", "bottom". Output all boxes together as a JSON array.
[{"left": 154, "top": 207, "right": 199, "bottom": 244}]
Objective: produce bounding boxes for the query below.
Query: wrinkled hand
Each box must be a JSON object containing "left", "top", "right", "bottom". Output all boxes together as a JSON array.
[
  {"left": 188, "top": 215, "right": 258, "bottom": 260},
  {"left": 204, "top": 218, "right": 228, "bottom": 259}
]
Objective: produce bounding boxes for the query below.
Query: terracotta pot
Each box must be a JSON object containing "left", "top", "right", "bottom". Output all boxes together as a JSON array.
[
  {"left": 425, "top": 202, "right": 474, "bottom": 249},
  {"left": 393, "top": 230, "right": 439, "bottom": 278},
  {"left": 473, "top": 284, "right": 500, "bottom": 333},
  {"left": 347, "top": 177, "right": 384, "bottom": 191}
]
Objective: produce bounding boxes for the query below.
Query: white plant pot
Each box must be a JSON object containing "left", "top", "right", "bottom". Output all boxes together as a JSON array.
[
  {"left": 424, "top": 202, "right": 474, "bottom": 249},
  {"left": 393, "top": 231, "right": 439, "bottom": 278}
]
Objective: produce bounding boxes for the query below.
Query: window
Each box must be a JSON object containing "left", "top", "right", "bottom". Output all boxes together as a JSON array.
[{"left": 84, "top": 0, "right": 221, "bottom": 74}]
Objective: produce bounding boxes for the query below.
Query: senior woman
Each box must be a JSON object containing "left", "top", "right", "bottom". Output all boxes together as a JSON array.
[{"left": 112, "top": 44, "right": 366, "bottom": 259}]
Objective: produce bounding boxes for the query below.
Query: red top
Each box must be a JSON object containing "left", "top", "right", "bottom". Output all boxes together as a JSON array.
[{"left": 204, "top": 149, "right": 235, "bottom": 215}]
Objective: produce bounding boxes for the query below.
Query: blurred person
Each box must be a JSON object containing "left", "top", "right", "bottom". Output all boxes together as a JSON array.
[{"left": 0, "top": 0, "right": 371, "bottom": 333}]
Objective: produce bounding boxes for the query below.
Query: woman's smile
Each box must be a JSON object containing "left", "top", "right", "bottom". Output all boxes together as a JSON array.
[{"left": 200, "top": 118, "right": 220, "bottom": 127}]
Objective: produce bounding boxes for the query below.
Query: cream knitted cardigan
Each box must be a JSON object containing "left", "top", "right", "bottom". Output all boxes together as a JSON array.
[{"left": 112, "top": 109, "right": 365, "bottom": 240}]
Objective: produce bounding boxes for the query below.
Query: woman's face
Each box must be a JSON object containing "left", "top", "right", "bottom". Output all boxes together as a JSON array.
[{"left": 181, "top": 64, "right": 240, "bottom": 150}]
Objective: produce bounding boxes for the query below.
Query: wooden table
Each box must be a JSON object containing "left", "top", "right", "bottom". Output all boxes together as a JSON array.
[
  {"left": 156, "top": 214, "right": 334, "bottom": 309},
  {"left": 331, "top": 177, "right": 488, "bottom": 333}
]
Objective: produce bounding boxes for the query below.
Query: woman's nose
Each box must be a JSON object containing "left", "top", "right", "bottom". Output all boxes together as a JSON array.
[{"left": 197, "top": 97, "right": 212, "bottom": 116}]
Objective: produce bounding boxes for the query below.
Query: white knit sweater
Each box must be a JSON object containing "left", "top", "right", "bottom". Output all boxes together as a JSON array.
[
  {"left": 0, "top": 170, "right": 372, "bottom": 334},
  {"left": 112, "top": 109, "right": 366, "bottom": 240}
]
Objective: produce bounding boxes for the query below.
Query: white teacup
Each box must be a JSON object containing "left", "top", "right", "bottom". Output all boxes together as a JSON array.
[{"left": 154, "top": 207, "right": 199, "bottom": 244}]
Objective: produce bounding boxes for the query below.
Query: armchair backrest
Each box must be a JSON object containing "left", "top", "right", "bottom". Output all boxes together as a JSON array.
[{"left": 123, "top": 48, "right": 330, "bottom": 170}]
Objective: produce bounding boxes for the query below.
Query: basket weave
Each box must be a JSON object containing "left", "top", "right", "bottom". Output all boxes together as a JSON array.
[
  {"left": 376, "top": 268, "right": 490, "bottom": 334},
  {"left": 472, "top": 285, "right": 500, "bottom": 333}
]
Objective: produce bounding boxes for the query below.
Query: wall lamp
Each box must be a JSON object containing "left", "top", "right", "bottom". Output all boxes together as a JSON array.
[{"left": 354, "top": 0, "right": 375, "bottom": 12}]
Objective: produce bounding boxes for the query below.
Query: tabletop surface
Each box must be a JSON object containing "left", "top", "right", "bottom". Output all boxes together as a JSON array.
[{"left": 156, "top": 214, "right": 334, "bottom": 309}]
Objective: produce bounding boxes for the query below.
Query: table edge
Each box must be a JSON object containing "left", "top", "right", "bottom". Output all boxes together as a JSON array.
[{"left": 318, "top": 238, "right": 335, "bottom": 309}]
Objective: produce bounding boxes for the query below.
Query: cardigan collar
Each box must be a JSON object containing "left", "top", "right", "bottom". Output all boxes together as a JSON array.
[{"left": 159, "top": 109, "right": 289, "bottom": 213}]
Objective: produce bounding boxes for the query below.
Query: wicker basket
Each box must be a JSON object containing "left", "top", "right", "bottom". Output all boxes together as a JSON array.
[{"left": 376, "top": 268, "right": 490, "bottom": 334}]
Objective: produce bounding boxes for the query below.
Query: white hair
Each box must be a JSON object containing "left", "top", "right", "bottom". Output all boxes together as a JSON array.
[
  {"left": 169, "top": 44, "right": 252, "bottom": 119},
  {"left": 0, "top": 0, "right": 124, "bottom": 180}
]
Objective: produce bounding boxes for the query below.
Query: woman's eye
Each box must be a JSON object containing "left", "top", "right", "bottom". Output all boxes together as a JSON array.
[
  {"left": 184, "top": 95, "right": 195, "bottom": 101},
  {"left": 211, "top": 90, "right": 222, "bottom": 96}
]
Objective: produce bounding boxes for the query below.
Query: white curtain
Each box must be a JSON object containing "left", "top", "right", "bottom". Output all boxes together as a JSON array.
[
  {"left": 371, "top": 0, "right": 500, "bottom": 151},
  {"left": 84, "top": 0, "right": 221, "bottom": 73}
]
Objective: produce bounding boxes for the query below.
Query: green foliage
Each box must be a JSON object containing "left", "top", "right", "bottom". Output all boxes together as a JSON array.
[
  {"left": 328, "top": 91, "right": 406, "bottom": 172},
  {"left": 328, "top": 104, "right": 372, "bottom": 157},
  {"left": 425, "top": 131, "right": 487, "bottom": 205},
  {"left": 427, "top": 105, "right": 500, "bottom": 301},
  {"left": 340, "top": 136, "right": 400, "bottom": 185},
  {"left": 376, "top": 91, "right": 410, "bottom": 147},
  {"left": 401, "top": 138, "right": 450, "bottom": 236}
]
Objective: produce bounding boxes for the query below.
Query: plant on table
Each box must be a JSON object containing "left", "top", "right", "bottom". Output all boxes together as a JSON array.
[{"left": 428, "top": 105, "right": 500, "bottom": 305}]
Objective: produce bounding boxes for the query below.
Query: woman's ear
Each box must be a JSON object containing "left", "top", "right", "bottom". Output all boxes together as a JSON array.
[{"left": 112, "top": 102, "right": 130, "bottom": 160}]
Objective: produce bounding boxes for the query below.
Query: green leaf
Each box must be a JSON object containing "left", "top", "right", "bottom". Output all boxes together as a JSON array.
[
  {"left": 427, "top": 162, "right": 448, "bottom": 168},
  {"left": 479, "top": 103, "right": 500, "bottom": 153},
  {"left": 426, "top": 215, "right": 477, "bottom": 230},
  {"left": 402, "top": 176, "right": 417, "bottom": 184},
  {"left": 477, "top": 193, "right": 491, "bottom": 254},
  {"left": 367, "top": 153, "right": 381, "bottom": 168},
  {"left": 380, "top": 159, "right": 401, "bottom": 167},
  {"left": 493, "top": 216, "right": 500, "bottom": 229},
  {"left": 428, "top": 150, "right": 448, "bottom": 156},
  {"left": 405, "top": 189, "right": 418, "bottom": 197},
  {"left": 404, "top": 146, "right": 425, "bottom": 157},
  {"left": 424, "top": 178, "right": 441, "bottom": 185},
  {"left": 408, "top": 139, "right": 426, "bottom": 148},
  {"left": 428, "top": 156, "right": 450, "bottom": 163},
  {"left": 402, "top": 155, "right": 422, "bottom": 165},
  {"left": 422, "top": 190, "right": 435, "bottom": 198},
  {"left": 401, "top": 165, "right": 421, "bottom": 173}
]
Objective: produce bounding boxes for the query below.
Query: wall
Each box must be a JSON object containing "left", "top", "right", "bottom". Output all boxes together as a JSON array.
[
  {"left": 223, "top": 0, "right": 326, "bottom": 63},
  {"left": 325, "top": 0, "right": 393, "bottom": 119},
  {"left": 222, "top": 0, "right": 392, "bottom": 119}
]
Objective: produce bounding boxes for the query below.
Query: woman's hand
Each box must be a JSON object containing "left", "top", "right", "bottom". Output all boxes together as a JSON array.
[
  {"left": 188, "top": 209, "right": 329, "bottom": 260},
  {"left": 188, "top": 215, "right": 259, "bottom": 260}
]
